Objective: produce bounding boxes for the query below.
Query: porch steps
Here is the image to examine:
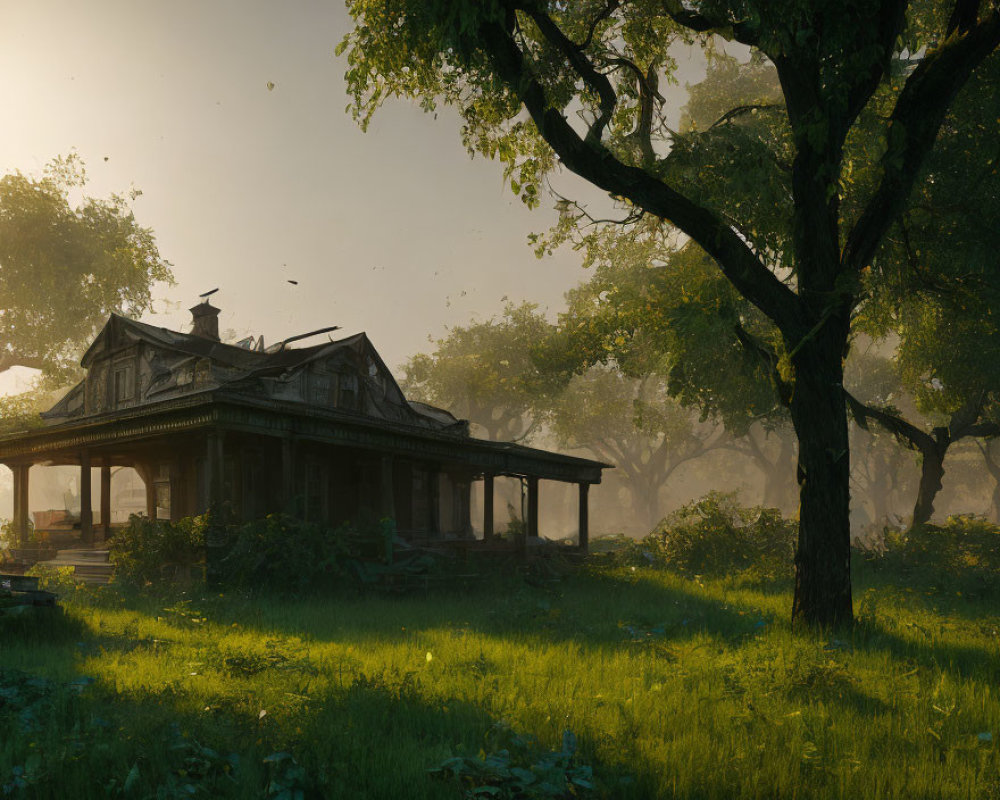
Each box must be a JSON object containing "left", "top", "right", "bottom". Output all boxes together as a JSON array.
[{"left": 38, "top": 549, "right": 114, "bottom": 585}]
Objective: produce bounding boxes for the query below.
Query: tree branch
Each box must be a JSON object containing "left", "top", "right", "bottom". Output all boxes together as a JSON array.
[
  {"left": 577, "top": 0, "right": 620, "bottom": 50},
  {"left": 526, "top": 9, "right": 618, "bottom": 146},
  {"left": 844, "top": 390, "right": 936, "bottom": 454},
  {"left": 480, "top": 13, "right": 808, "bottom": 339},
  {"left": 843, "top": 11, "right": 1000, "bottom": 273},
  {"left": 658, "top": 0, "right": 759, "bottom": 45},
  {"left": 0, "top": 352, "right": 47, "bottom": 375}
]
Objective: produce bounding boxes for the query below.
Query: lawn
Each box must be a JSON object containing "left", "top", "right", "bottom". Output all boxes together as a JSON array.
[{"left": 1, "top": 559, "right": 998, "bottom": 799}]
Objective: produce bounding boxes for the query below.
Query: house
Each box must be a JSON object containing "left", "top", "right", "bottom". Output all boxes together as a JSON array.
[{"left": 0, "top": 301, "right": 607, "bottom": 552}]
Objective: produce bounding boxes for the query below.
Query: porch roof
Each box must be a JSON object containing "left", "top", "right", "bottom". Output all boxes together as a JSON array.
[{"left": 0, "top": 390, "right": 609, "bottom": 484}]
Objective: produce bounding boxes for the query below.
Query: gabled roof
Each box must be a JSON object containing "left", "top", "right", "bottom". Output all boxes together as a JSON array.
[{"left": 49, "top": 315, "right": 466, "bottom": 434}]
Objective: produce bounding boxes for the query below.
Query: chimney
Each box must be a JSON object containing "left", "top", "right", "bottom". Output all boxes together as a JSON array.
[{"left": 190, "top": 301, "right": 221, "bottom": 341}]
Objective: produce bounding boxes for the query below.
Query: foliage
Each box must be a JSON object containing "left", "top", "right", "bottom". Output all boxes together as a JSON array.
[
  {"left": 636, "top": 492, "right": 797, "bottom": 578},
  {"left": 874, "top": 515, "right": 1000, "bottom": 595},
  {"left": 212, "top": 513, "right": 354, "bottom": 594},
  {"left": 401, "top": 302, "right": 557, "bottom": 441},
  {"left": 0, "top": 392, "right": 46, "bottom": 435},
  {"left": 430, "top": 725, "right": 595, "bottom": 798},
  {"left": 0, "top": 153, "right": 172, "bottom": 378},
  {"left": 0, "top": 517, "right": 35, "bottom": 551},
  {"left": 109, "top": 515, "right": 207, "bottom": 588}
]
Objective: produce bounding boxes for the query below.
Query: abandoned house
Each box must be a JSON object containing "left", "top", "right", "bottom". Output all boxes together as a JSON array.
[{"left": 0, "top": 301, "right": 607, "bottom": 552}]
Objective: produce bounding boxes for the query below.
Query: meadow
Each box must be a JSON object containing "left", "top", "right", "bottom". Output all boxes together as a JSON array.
[{"left": 2, "top": 555, "right": 999, "bottom": 799}]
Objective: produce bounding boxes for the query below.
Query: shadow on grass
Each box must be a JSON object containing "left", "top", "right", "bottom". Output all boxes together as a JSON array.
[{"left": 2, "top": 606, "right": 652, "bottom": 800}]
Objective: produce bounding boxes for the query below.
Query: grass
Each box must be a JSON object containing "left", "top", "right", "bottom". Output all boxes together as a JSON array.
[{"left": 1, "top": 560, "right": 999, "bottom": 799}]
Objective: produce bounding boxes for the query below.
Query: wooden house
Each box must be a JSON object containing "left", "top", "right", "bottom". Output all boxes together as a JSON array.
[{"left": 0, "top": 302, "right": 607, "bottom": 551}]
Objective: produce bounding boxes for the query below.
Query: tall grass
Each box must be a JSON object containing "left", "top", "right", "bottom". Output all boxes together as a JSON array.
[{"left": 1, "top": 558, "right": 998, "bottom": 798}]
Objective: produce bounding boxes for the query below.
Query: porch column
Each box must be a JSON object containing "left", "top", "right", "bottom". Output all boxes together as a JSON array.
[
  {"left": 578, "top": 482, "right": 590, "bottom": 554},
  {"left": 483, "top": 473, "right": 495, "bottom": 542},
  {"left": 80, "top": 451, "right": 93, "bottom": 544},
  {"left": 12, "top": 464, "right": 30, "bottom": 546},
  {"left": 526, "top": 476, "right": 539, "bottom": 553},
  {"left": 142, "top": 465, "right": 156, "bottom": 520},
  {"left": 380, "top": 455, "right": 395, "bottom": 520},
  {"left": 100, "top": 460, "right": 112, "bottom": 540}
]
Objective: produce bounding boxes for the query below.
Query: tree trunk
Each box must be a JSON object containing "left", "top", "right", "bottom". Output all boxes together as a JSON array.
[
  {"left": 910, "top": 433, "right": 949, "bottom": 530},
  {"left": 626, "top": 477, "right": 661, "bottom": 533},
  {"left": 789, "top": 335, "right": 853, "bottom": 628}
]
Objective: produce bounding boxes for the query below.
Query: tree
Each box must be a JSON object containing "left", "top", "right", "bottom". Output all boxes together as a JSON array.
[
  {"left": 400, "top": 303, "right": 557, "bottom": 441},
  {"left": 341, "top": 1, "right": 1000, "bottom": 625},
  {"left": 844, "top": 47, "right": 1000, "bottom": 529},
  {"left": 0, "top": 154, "right": 172, "bottom": 379},
  {"left": 547, "top": 223, "right": 799, "bottom": 512},
  {"left": 550, "top": 366, "right": 731, "bottom": 529}
]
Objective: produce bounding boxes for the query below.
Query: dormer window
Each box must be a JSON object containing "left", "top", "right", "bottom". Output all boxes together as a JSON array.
[{"left": 113, "top": 359, "right": 134, "bottom": 406}]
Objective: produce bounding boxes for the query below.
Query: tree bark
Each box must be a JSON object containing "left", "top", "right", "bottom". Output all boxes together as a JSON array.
[
  {"left": 911, "top": 432, "right": 949, "bottom": 528},
  {"left": 789, "top": 334, "right": 854, "bottom": 628}
]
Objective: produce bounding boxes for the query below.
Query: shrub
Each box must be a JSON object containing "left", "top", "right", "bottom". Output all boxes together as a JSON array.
[
  {"left": 211, "top": 513, "right": 353, "bottom": 594},
  {"left": 873, "top": 514, "right": 1000, "bottom": 593},
  {"left": 109, "top": 514, "right": 207, "bottom": 588},
  {"left": 636, "top": 492, "right": 796, "bottom": 577}
]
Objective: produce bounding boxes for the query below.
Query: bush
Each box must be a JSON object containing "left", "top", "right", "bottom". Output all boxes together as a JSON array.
[
  {"left": 109, "top": 514, "right": 207, "bottom": 588},
  {"left": 634, "top": 492, "right": 797, "bottom": 578},
  {"left": 872, "top": 514, "right": 1000, "bottom": 593},
  {"left": 211, "top": 513, "right": 353, "bottom": 594}
]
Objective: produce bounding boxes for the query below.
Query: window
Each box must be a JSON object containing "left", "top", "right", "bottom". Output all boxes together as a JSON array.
[
  {"left": 339, "top": 372, "right": 359, "bottom": 410},
  {"left": 113, "top": 359, "right": 134, "bottom": 405}
]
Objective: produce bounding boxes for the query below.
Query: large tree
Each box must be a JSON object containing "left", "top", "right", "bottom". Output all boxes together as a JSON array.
[
  {"left": 341, "top": 1, "right": 1000, "bottom": 625},
  {"left": 0, "top": 154, "right": 172, "bottom": 379}
]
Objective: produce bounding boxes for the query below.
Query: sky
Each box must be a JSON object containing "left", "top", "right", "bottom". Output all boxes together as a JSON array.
[{"left": 0, "top": 0, "right": 706, "bottom": 387}]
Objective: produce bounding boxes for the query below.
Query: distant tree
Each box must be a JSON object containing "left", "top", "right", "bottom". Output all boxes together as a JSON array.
[
  {"left": 550, "top": 366, "right": 731, "bottom": 529},
  {"left": 844, "top": 51, "right": 1000, "bottom": 529},
  {"left": 0, "top": 154, "right": 172, "bottom": 379},
  {"left": 400, "top": 303, "right": 557, "bottom": 441},
  {"left": 342, "top": 1, "right": 1000, "bottom": 626}
]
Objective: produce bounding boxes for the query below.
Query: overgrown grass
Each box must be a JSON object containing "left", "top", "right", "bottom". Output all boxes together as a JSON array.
[{"left": 2, "top": 557, "right": 998, "bottom": 798}]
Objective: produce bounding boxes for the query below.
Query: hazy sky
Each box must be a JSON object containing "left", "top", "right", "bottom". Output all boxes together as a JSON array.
[{"left": 0, "top": 0, "right": 705, "bottom": 386}]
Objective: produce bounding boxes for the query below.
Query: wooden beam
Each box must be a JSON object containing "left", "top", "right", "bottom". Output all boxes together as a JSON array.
[
  {"left": 483, "top": 473, "right": 495, "bottom": 542},
  {"left": 578, "top": 482, "right": 590, "bottom": 554},
  {"left": 80, "top": 451, "right": 93, "bottom": 544},
  {"left": 100, "top": 460, "right": 112, "bottom": 540},
  {"left": 139, "top": 463, "right": 156, "bottom": 520},
  {"left": 12, "top": 464, "right": 30, "bottom": 546},
  {"left": 526, "top": 476, "right": 539, "bottom": 555}
]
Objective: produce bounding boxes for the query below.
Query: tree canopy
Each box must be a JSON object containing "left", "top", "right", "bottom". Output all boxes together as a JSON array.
[
  {"left": 400, "top": 303, "right": 557, "bottom": 441},
  {"left": 0, "top": 154, "right": 172, "bottom": 379}
]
